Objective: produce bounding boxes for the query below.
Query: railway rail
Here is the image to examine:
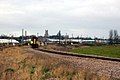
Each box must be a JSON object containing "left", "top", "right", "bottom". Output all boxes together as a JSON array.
[{"left": 35, "top": 48, "right": 120, "bottom": 62}]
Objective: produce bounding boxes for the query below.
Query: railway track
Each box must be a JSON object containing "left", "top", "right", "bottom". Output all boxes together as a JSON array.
[
  {"left": 35, "top": 48, "right": 120, "bottom": 62},
  {"left": 27, "top": 47, "right": 120, "bottom": 79}
]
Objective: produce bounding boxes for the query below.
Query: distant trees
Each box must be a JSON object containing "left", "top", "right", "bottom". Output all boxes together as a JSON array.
[
  {"left": 114, "top": 30, "right": 119, "bottom": 43},
  {"left": 109, "top": 29, "right": 119, "bottom": 44},
  {"left": 109, "top": 30, "right": 113, "bottom": 44}
]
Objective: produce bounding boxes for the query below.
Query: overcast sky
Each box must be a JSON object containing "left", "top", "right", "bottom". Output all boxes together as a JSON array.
[{"left": 0, "top": 0, "right": 120, "bottom": 38}]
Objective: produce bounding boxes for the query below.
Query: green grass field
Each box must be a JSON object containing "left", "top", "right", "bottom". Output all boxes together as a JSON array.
[{"left": 70, "top": 45, "right": 120, "bottom": 58}]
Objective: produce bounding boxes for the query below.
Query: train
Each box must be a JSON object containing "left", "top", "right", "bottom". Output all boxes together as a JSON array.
[{"left": 31, "top": 36, "right": 39, "bottom": 48}]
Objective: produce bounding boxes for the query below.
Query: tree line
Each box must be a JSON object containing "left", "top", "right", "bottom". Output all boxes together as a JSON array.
[{"left": 109, "top": 29, "right": 119, "bottom": 44}]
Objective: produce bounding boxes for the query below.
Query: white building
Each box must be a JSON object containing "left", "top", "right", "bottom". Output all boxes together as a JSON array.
[{"left": 0, "top": 39, "right": 19, "bottom": 44}]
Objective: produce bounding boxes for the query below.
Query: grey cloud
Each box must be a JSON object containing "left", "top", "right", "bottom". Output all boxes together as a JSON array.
[{"left": 0, "top": 0, "right": 120, "bottom": 38}]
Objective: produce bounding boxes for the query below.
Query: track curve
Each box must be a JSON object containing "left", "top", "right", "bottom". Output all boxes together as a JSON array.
[{"left": 34, "top": 48, "right": 120, "bottom": 62}]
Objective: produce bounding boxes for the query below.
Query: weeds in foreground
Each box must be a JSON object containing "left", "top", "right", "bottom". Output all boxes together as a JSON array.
[
  {"left": 5, "top": 68, "right": 15, "bottom": 72},
  {"left": 0, "top": 47, "right": 114, "bottom": 80},
  {"left": 30, "top": 65, "right": 35, "bottom": 74}
]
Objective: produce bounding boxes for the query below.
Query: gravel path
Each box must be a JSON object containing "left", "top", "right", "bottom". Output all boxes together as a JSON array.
[{"left": 25, "top": 47, "right": 120, "bottom": 79}]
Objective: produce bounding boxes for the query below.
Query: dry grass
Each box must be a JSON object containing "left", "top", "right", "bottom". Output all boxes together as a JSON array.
[{"left": 0, "top": 47, "right": 113, "bottom": 80}]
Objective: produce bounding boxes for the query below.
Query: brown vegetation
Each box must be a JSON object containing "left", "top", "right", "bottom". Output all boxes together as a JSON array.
[{"left": 0, "top": 47, "right": 118, "bottom": 80}]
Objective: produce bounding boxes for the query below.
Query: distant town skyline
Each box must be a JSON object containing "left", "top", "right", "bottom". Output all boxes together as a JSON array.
[{"left": 0, "top": 0, "right": 120, "bottom": 38}]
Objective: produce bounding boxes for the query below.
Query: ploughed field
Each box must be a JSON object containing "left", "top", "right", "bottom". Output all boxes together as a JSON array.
[
  {"left": 0, "top": 46, "right": 120, "bottom": 80},
  {"left": 70, "top": 45, "right": 120, "bottom": 58}
]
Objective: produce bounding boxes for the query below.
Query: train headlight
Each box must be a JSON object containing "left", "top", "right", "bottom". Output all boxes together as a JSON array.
[{"left": 31, "top": 41, "right": 33, "bottom": 44}]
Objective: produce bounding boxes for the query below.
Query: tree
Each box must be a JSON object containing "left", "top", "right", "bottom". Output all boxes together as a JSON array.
[
  {"left": 109, "top": 29, "right": 119, "bottom": 44},
  {"left": 114, "top": 30, "right": 119, "bottom": 44},
  {"left": 109, "top": 30, "right": 113, "bottom": 44}
]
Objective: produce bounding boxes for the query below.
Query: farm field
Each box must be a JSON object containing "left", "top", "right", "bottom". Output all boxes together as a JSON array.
[{"left": 70, "top": 45, "right": 120, "bottom": 58}]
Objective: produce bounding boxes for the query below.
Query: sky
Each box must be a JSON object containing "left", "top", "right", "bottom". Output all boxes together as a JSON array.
[{"left": 0, "top": 0, "right": 120, "bottom": 38}]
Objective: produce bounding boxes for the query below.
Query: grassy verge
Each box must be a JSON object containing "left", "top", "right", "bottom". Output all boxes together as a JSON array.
[{"left": 70, "top": 45, "right": 120, "bottom": 58}]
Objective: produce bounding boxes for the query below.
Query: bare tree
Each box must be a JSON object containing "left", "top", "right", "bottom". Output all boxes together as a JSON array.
[
  {"left": 109, "top": 30, "right": 113, "bottom": 44},
  {"left": 109, "top": 29, "right": 119, "bottom": 44},
  {"left": 114, "top": 30, "right": 119, "bottom": 44}
]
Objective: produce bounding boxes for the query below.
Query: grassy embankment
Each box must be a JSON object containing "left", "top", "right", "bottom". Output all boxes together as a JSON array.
[
  {"left": 1, "top": 47, "right": 111, "bottom": 80},
  {"left": 70, "top": 45, "right": 120, "bottom": 58}
]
